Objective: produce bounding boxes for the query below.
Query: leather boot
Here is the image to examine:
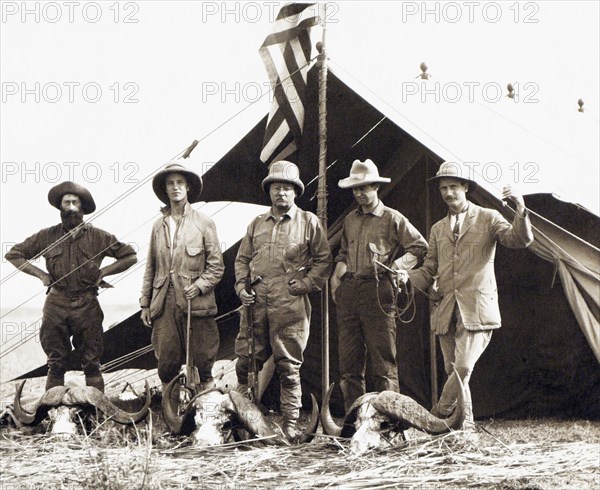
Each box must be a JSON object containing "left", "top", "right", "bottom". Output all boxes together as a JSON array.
[
  {"left": 45, "top": 373, "right": 65, "bottom": 391},
  {"left": 282, "top": 418, "right": 299, "bottom": 443},
  {"left": 85, "top": 375, "right": 105, "bottom": 392}
]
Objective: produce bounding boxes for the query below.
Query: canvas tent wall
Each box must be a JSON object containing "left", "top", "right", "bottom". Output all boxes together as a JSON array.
[
  {"left": 18, "top": 67, "right": 600, "bottom": 419},
  {"left": 198, "top": 65, "right": 600, "bottom": 419}
]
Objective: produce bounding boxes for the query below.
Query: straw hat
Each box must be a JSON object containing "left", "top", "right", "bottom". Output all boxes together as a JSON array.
[
  {"left": 152, "top": 162, "right": 203, "bottom": 205},
  {"left": 48, "top": 181, "right": 96, "bottom": 214},
  {"left": 427, "top": 161, "right": 478, "bottom": 191},
  {"left": 261, "top": 160, "right": 305, "bottom": 197},
  {"left": 338, "top": 159, "right": 391, "bottom": 189}
]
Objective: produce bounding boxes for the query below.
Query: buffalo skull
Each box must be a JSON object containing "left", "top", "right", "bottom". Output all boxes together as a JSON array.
[
  {"left": 13, "top": 380, "right": 151, "bottom": 436},
  {"left": 321, "top": 381, "right": 466, "bottom": 454},
  {"left": 162, "top": 375, "right": 319, "bottom": 446}
]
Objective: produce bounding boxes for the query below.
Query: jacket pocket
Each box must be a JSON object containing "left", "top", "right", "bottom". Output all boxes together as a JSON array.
[
  {"left": 43, "top": 246, "right": 63, "bottom": 281},
  {"left": 477, "top": 290, "right": 501, "bottom": 326},
  {"left": 153, "top": 275, "right": 168, "bottom": 288},
  {"left": 77, "top": 243, "right": 101, "bottom": 287},
  {"left": 185, "top": 244, "right": 205, "bottom": 273}
]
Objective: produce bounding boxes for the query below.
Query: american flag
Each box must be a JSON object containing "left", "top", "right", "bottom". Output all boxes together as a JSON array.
[{"left": 259, "top": 3, "right": 321, "bottom": 164}]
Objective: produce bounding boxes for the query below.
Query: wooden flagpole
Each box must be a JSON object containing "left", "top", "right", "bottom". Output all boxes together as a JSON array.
[{"left": 316, "top": 4, "right": 330, "bottom": 400}]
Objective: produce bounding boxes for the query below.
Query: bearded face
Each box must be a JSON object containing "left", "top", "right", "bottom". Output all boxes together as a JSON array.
[{"left": 60, "top": 194, "right": 84, "bottom": 229}]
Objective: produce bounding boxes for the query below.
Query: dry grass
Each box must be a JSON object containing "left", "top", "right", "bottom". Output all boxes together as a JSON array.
[{"left": 1, "top": 415, "right": 598, "bottom": 489}]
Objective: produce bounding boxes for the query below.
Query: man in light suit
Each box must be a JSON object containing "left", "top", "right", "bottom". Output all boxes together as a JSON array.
[{"left": 401, "top": 161, "right": 534, "bottom": 429}]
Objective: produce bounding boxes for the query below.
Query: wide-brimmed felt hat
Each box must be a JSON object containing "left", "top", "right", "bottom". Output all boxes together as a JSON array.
[
  {"left": 427, "top": 161, "right": 478, "bottom": 191},
  {"left": 152, "top": 162, "right": 203, "bottom": 205},
  {"left": 48, "top": 181, "right": 96, "bottom": 214},
  {"left": 261, "top": 160, "right": 305, "bottom": 197},
  {"left": 338, "top": 159, "right": 391, "bottom": 189}
]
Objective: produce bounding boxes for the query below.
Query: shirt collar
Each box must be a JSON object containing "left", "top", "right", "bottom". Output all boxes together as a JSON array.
[
  {"left": 161, "top": 201, "right": 193, "bottom": 218},
  {"left": 355, "top": 199, "right": 385, "bottom": 217},
  {"left": 448, "top": 202, "right": 470, "bottom": 217},
  {"left": 61, "top": 222, "right": 90, "bottom": 238},
  {"left": 267, "top": 203, "right": 298, "bottom": 221}
]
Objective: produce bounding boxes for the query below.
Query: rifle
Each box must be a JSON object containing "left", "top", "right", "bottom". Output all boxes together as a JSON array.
[
  {"left": 180, "top": 277, "right": 199, "bottom": 405},
  {"left": 245, "top": 275, "right": 262, "bottom": 402}
]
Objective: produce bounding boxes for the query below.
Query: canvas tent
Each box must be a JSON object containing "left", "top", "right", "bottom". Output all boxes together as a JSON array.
[{"left": 18, "top": 65, "right": 600, "bottom": 419}]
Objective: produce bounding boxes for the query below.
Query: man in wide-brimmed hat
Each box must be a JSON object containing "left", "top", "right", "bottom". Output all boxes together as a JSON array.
[
  {"left": 140, "top": 162, "right": 224, "bottom": 395},
  {"left": 234, "top": 160, "right": 332, "bottom": 442},
  {"left": 330, "top": 159, "right": 428, "bottom": 412},
  {"left": 402, "top": 161, "right": 533, "bottom": 432},
  {"left": 5, "top": 181, "right": 137, "bottom": 392}
]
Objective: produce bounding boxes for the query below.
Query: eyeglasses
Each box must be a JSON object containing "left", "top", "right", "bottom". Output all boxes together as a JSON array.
[{"left": 271, "top": 184, "right": 295, "bottom": 192}]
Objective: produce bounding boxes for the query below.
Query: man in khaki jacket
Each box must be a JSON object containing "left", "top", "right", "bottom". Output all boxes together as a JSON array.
[
  {"left": 140, "top": 162, "right": 224, "bottom": 393},
  {"left": 235, "top": 161, "right": 332, "bottom": 441},
  {"left": 404, "top": 161, "right": 534, "bottom": 430}
]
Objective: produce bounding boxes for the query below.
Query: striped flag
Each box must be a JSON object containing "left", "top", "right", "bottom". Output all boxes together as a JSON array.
[{"left": 259, "top": 3, "right": 321, "bottom": 164}]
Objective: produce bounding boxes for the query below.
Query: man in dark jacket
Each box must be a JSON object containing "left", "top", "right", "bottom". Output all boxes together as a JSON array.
[
  {"left": 140, "top": 162, "right": 224, "bottom": 394},
  {"left": 5, "top": 181, "right": 137, "bottom": 392}
]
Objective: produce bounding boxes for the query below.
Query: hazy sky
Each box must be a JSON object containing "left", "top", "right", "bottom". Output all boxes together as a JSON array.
[{"left": 1, "top": 0, "right": 598, "bottom": 321}]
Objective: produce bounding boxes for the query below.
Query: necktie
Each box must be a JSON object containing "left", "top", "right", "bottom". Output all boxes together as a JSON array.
[
  {"left": 452, "top": 216, "right": 460, "bottom": 242},
  {"left": 451, "top": 206, "right": 468, "bottom": 242}
]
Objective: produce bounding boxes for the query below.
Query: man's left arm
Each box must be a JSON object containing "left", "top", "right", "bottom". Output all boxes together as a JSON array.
[
  {"left": 293, "top": 215, "right": 332, "bottom": 294},
  {"left": 99, "top": 234, "right": 137, "bottom": 285},
  {"left": 195, "top": 221, "right": 225, "bottom": 295},
  {"left": 392, "top": 215, "right": 429, "bottom": 271}
]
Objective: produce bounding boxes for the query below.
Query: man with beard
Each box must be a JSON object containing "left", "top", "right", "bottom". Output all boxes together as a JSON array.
[
  {"left": 330, "top": 159, "right": 428, "bottom": 412},
  {"left": 5, "top": 181, "right": 137, "bottom": 392},
  {"left": 235, "top": 161, "right": 331, "bottom": 441}
]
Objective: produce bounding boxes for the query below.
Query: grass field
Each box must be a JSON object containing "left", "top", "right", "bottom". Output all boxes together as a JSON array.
[{"left": 1, "top": 406, "right": 598, "bottom": 489}]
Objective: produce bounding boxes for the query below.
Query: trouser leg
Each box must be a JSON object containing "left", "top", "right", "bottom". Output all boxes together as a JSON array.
[
  {"left": 40, "top": 295, "right": 71, "bottom": 390},
  {"left": 70, "top": 294, "right": 105, "bottom": 391},
  {"left": 360, "top": 281, "right": 400, "bottom": 394},
  {"left": 336, "top": 279, "right": 367, "bottom": 413},
  {"left": 268, "top": 281, "right": 311, "bottom": 425},
  {"left": 152, "top": 289, "right": 184, "bottom": 384},
  {"left": 190, "top": 316, "right": 220, "bottom": 384},
  {"left": 435, "top": 306, "right": 493, "bottom": 423}
]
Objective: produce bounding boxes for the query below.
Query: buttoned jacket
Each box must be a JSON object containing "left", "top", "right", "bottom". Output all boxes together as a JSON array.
[
  {"left": 140, "top": 203, "right": 224, "bottom": 319},
  {"left": 409, "top": 202, "right": 533, "bottom": 333}
]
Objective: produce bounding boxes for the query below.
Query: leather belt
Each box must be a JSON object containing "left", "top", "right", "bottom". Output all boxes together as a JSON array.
[{"left": 49, "top": 287, "right": 96, "bottom": 299}]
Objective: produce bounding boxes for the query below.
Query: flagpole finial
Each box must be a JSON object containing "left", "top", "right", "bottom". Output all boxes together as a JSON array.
[
  {"left": 578, "top": 98, "right": 584, "bottom": 113},
  {"left": 506, "top": 83, "right": 515, "bottom": 99},
  {"left": 417, "top": 62, "right": 430, "bottom": 80}
]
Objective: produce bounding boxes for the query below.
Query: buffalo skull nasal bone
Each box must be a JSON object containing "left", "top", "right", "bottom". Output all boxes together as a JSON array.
[{"left": 47, "top": 406, "right": 80, "bottom": 435}]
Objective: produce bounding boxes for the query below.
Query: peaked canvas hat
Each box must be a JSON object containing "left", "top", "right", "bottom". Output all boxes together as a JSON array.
[
  {"left": 48, "top": 181, "right": 96, "bottom": 214},
  {"left": 261, "top": 160, "right": 305, "bottom": 197},
  {"left": 427, "top": 161, "right": 478, "bottom": 191},
  {"left": 152, "top": 162, "right": 203, "bottom": 205},
  {"left": 338, "top": 159, "right": 391, "bottom": 189}
]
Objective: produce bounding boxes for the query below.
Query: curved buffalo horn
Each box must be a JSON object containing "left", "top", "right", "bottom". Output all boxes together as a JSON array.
[
  {"left": 13, "top": 380, "right": 69, "bottom": 425},
  {"left": 371, "top": 374, "right": 466, "bottom": 434},
  {"left": 320, "top": 384, "right": 342, "bottom": 437},
  {"left": 320, "top": 385, "right": 380, "bottom": 438},
  {"left": 229, "top": 390, "right": 277, "bottom": 439},
  {"left": 73, "top": 380, "right": 152, "bottom": 425},
  {"left": 162, "top": 375, "right": 185, "bottom": 435},
  {"left": 297, "top": 393, "right": 319, "bottom": 444}
]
